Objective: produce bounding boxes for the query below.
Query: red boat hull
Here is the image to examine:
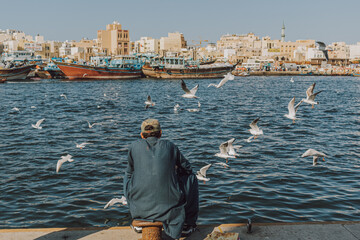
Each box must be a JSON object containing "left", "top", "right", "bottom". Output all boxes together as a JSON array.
[{"left": 54, "top": 61, "right": 142, "bottom": 80}]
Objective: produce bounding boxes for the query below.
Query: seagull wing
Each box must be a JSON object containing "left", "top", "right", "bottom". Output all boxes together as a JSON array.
[
  {"left": 36, "top": 118, "right": 45, "bottom": 127},
  {"left": 217, "top": 76, "right": 229, "bottom": 88},
  {"left": 294, "top": 100, "right": 303, "bottom": 113},
  {"left": 219, "top": 141, "right": 229, "bottom": 154},
  {"left": 323, "top": 50, "right": 329, "bottom": 61},
  {"left": 306, "top": 83, "right": 316, "bottom": 98},
  {"left": 56, "top": 158, "right": 66, "bottom": 173},
  {"left": 199, "top": 164, "right": 212, "bottom": 177},
  {"left": 190, "top": 84, "right": 199, "bottom": 95},
  {"left": 316, "top": 41, "right": 326, "bottom": 50},
  {"left": 181, "top": 79, "right": 191, "bottom": 93},
  {"left": 309, "top": 90, "right": 323, "bottom": 101},
  {"left": 250, "top": 117, "right": 260, "bottom": 131},
  {"left": 147, "top": 95, "right": 152, "bottom": 102},
  {"left": 301, "top": 149, "right": 316, "bottom": 157},
  {"left": 288, "top": 97, "right": 296, "bottom": 116}
]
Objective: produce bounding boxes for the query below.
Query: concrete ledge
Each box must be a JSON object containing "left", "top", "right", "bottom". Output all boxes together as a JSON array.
[{"left": 0, "top": 221, "right": 359, "bottom": 240}]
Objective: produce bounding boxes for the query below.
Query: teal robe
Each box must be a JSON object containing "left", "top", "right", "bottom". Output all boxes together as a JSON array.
[{"left": 124, "top": 137, "right": 193, "bottom": 239}]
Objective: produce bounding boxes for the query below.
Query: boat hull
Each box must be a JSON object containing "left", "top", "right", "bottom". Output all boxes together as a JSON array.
[
  {"left": 54, "top": 61, "right": 142, "bottom": 80},
  {"left": 142, "top": 64, "right": 234, "bottom": 79},
  {"left": 0, "top": 65, "right": 36, "bottom": 80}
]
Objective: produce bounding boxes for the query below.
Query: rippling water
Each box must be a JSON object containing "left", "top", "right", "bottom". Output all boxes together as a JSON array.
[{"left": 0, "top": 76, "right": 359, "bottom": 228}]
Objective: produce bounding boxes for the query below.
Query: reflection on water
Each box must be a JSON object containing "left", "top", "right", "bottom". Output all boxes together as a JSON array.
[{"left": 0, "top": 76, "right": 359, "bottom": 228}]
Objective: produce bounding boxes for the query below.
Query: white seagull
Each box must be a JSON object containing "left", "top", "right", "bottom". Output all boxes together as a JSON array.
[
  {"left": 60, "top": 94, "right": 67, "bottom": 100},
  {"left": 186, "top": 101, "right": 201, "bottom": 112},
  {"left": 181, "top": 79, "right": 199, "bottom": 98},
  {"left": 302, "top": 83, "right": 323, "bottom": 108},
  {"left": 87, "top": 121, "right": 100, "bottom": 128},
  {"left": 144, "top": 95, "right": 155, "bottom": 109},
  {"left": 301, "top": 149, "right": 327, "bottom": 166},
  {"left": 316, "top": 41, "right": 329, "bottom": 62},
  {"left": 290, "top": 77, "right": 294, "bottom": 83},
  {"left": 215, "top": 138, "right": 238, "bottom": 163},
  {"left": 249, "top": 117, "right": 263, "bottom": 139},
  {"left": 174, "top": 104, "right": 182, "bottom": 112},
  {"left": 32, "top": 118, "right": 45, "bottom": 129},
  {"left": 12, "top": 107, "right": 20, "bottom": 112},
  {"left": 208, "top": 72, "right": 234, "bottom": 88},
  {"left": 284, "top": 97, "right": 303, "bottom": 123},
  {"left": 56, "top": 154, "right": 74, "bottom": 173},
  {"left": 104, "top": 196, "right": 128, "bottom": 209},
  {"left": 76, "top": 142, "right": 92, "bottom": 149},
  {"left": 214, "top": 162, "right": 229, "bottom": 168},
  {"left": 196, "top": 164, "right": 212, "bottom": 183}
]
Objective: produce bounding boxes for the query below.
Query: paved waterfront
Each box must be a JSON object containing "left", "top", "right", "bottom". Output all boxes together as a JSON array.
[{"left": 0, "top": 221, "right": 359, "bottom": 240}]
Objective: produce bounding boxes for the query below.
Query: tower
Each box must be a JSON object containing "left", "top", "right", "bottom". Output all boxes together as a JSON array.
[{"left": 281, "top": 21, "right": 285, "bottom": 42}]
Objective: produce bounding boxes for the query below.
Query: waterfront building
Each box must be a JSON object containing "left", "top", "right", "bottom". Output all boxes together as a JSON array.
[
  {"left": 97, "top": 21, "right": 130, "bottom": 56},
  {"left": 349, "top": 42, "right": 360, "bottom": 60},
  {"left": 277, "top": 40, "right": 315, "bottom": 61},
  {"left": 59, "top": 41, "right": 72, "bottom": 57},
  {"left": 134, "top": 37, "right": 160, "bottom": 54},
  {"left": 160, "top": 32, "right": 187, "bottom": 53}
]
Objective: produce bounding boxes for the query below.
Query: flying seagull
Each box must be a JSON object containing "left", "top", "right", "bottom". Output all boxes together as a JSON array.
[
  {"left": 87, "top": 121, "right": 100, "bottom": 128},
  {"left": 215, "top": 138, "right": 239, "bottom": 163},
  {"left": 301, "top": 149, "right": 327, "bottom": 166},
  {"left": 208, "top": 72, "right": 234, "bottom": 88},
  {"left": 144, "top": 95, "right": 155, "bottom": 109},
  {"left": 56, "top": 154, "right": 74, "bottom": 173},
  {"left": 249, "top": 117, "right": 263, "bottom": 139},
  {"left": 75, "top": 142, "right": 92, "bottom": 149},
  {"left": 60, "top": 94, "right": 67, "bottom": 100},
  {"left": 32, "top": 118, "right": 45, "bottom": 129},
  {"left": 196, "top": 164, "right": 212, "bottom": 183},
  {"left": 284, "top": 97, "right": 303, "bottom": 123},
  {"left": 302, "top": 83, "right": 323, "bottom": 108},
  {"left": 104, "top": 196, "right": 127, "bottom": 209},
  {"left": 316, "top": 41, "right": 329, "bottom": 62},
  {"left": 181, "top": 79, "right": 199, "bottom": 98}
]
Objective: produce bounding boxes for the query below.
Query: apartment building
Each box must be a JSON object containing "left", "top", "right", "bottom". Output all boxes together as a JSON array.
[
  {"left": 97, "top": 21, "right": 130, "bottom": 56},
  {"left": 135, "top": 37, "right": 160, "bottom": 54},
  {"left": 160, "top": 32, "right": 187, "bottom": 52}
]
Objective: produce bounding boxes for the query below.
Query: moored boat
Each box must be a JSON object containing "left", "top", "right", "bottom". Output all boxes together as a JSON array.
[
  {"left": 0, "top": 65, "right": 36, "bottom": 81},
  {"left": 54, "top": 55, "right": 143, "bottom": 80},
  {"left": 142, "top": 57, "right": 235, "bottom": 79}
]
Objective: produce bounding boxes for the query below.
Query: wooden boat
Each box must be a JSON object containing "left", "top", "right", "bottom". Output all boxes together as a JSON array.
[
  {"left": 0, "top": 65, "right": 36, "bottom": 80},
  {"left": 0, "top": 78, "right": 6, "bottom": 83},
  {"left": 142, "top": 57, "right": 235, "bottom": 79},
  {"left": 54, "top": 56, "right": 143, "bottom": 80}
]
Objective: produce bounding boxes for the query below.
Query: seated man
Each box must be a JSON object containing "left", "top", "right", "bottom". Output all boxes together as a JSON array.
[{"left": 124, "top": 118, "right": 199, "bottom": 239}]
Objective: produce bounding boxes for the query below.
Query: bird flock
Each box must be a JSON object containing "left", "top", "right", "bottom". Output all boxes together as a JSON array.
[{"left": 8, "top": 73, "right": 328, "bottom": 211}]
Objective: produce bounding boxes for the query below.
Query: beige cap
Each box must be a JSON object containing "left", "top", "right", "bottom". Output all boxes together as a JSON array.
[{"left": 141, "top": 118, "right": 161, "bottom": 133}]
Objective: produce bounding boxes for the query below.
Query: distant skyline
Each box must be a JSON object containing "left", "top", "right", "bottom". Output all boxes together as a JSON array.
[{"left": 1, "top": 0, "right": 360, "bottom": 45}]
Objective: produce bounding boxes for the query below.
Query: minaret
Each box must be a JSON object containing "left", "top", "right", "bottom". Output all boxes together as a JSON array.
[{"left": 281, "top": 21, "right": 285, "bottom": 42}]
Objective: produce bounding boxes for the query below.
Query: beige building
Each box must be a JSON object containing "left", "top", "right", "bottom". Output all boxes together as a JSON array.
[
  {"left": 97, "top": 21, "right": 130, "bottom": 56},
  {"left": 135, "top": 37, "right": 160, "bottom": 54},
  {"left": 277, "top": 40, "right": 315, "bottom": 61},
  {"left": 160, "top": 32, "right": 187, "bottom": 53}
]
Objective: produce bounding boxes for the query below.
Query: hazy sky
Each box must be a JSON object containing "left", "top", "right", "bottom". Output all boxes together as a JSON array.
[{"left": 1, "top": 0, "right": 360, "bottom": 45}]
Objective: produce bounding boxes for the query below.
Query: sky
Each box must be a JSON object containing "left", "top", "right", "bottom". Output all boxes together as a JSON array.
[{"left": 1, "top": 0, "right": 360, "bottom": 45}]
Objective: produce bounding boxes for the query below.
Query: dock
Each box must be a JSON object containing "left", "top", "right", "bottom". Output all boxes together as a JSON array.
[{"left": 0, "top": 221, "right": 359, "bottom": 240}]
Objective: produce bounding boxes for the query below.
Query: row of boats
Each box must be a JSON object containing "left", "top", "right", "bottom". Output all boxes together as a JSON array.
[{"left": 0, "top": 55, "right": 236, "bottom": 81}]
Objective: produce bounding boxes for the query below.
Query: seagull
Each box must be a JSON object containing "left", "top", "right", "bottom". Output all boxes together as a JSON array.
[
  {"left": 181, "top": 79, "right": 199, "bottom": 98},
  {"left": 284, "top": 97, "right": 303, "bottom": 123},
  {"left": 301, "top": 149, "right": 327, "bottom": 166},
  {"left": 316, "top": 41, "right": 329, "bottom": 62},
  {"left": 76, "top": 142, "right": 92, "bottom": 149},
  {"left": 196, "top": 164, "right": 212, "bottom": 183},
  {"left": 56, "top": 154, "right": 74, "bottom": 173},
  {"left": 290, "top": 77, "right": 294, "bottom": 83},
  {"left": 104, "top": 196, "right": 127, "bottom": 209},
  {"left": 60, "top": 94, "right": 67, "bottom": 100},
  {"left": 249, "top": 117, "right": 263, "bottom": 139},
  {"left": 302, "top": 83, "right": 323, "bottom": 108},
  {"left": 208, "top": 72, "right": 234, "bottom": 88},
  {"left": 174, "top": 104, "right": 182, "bottom": 112},
  {"left": 31, "top": 106, "right": 36, "bottom": 109},
  {"left": 12, "top": 107, "right": 20, "bottom": 112},
  {"left": 214, "top": 162, "right": 229, "bottom": 168},
  {"left": 215, "top": 138, "right": 238, "bottom": 163},
  {"left": 32, "top": 118, "right": 45, "bottom": 129},
  {"left": 144, "top": 95, "right": 155, "bottom": 109},
  {"left": 186, "top": 101, "right": 201, "bottom": 112},
  {"left": 87, "top": 121, "right": 100, "bottom": 128}
]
